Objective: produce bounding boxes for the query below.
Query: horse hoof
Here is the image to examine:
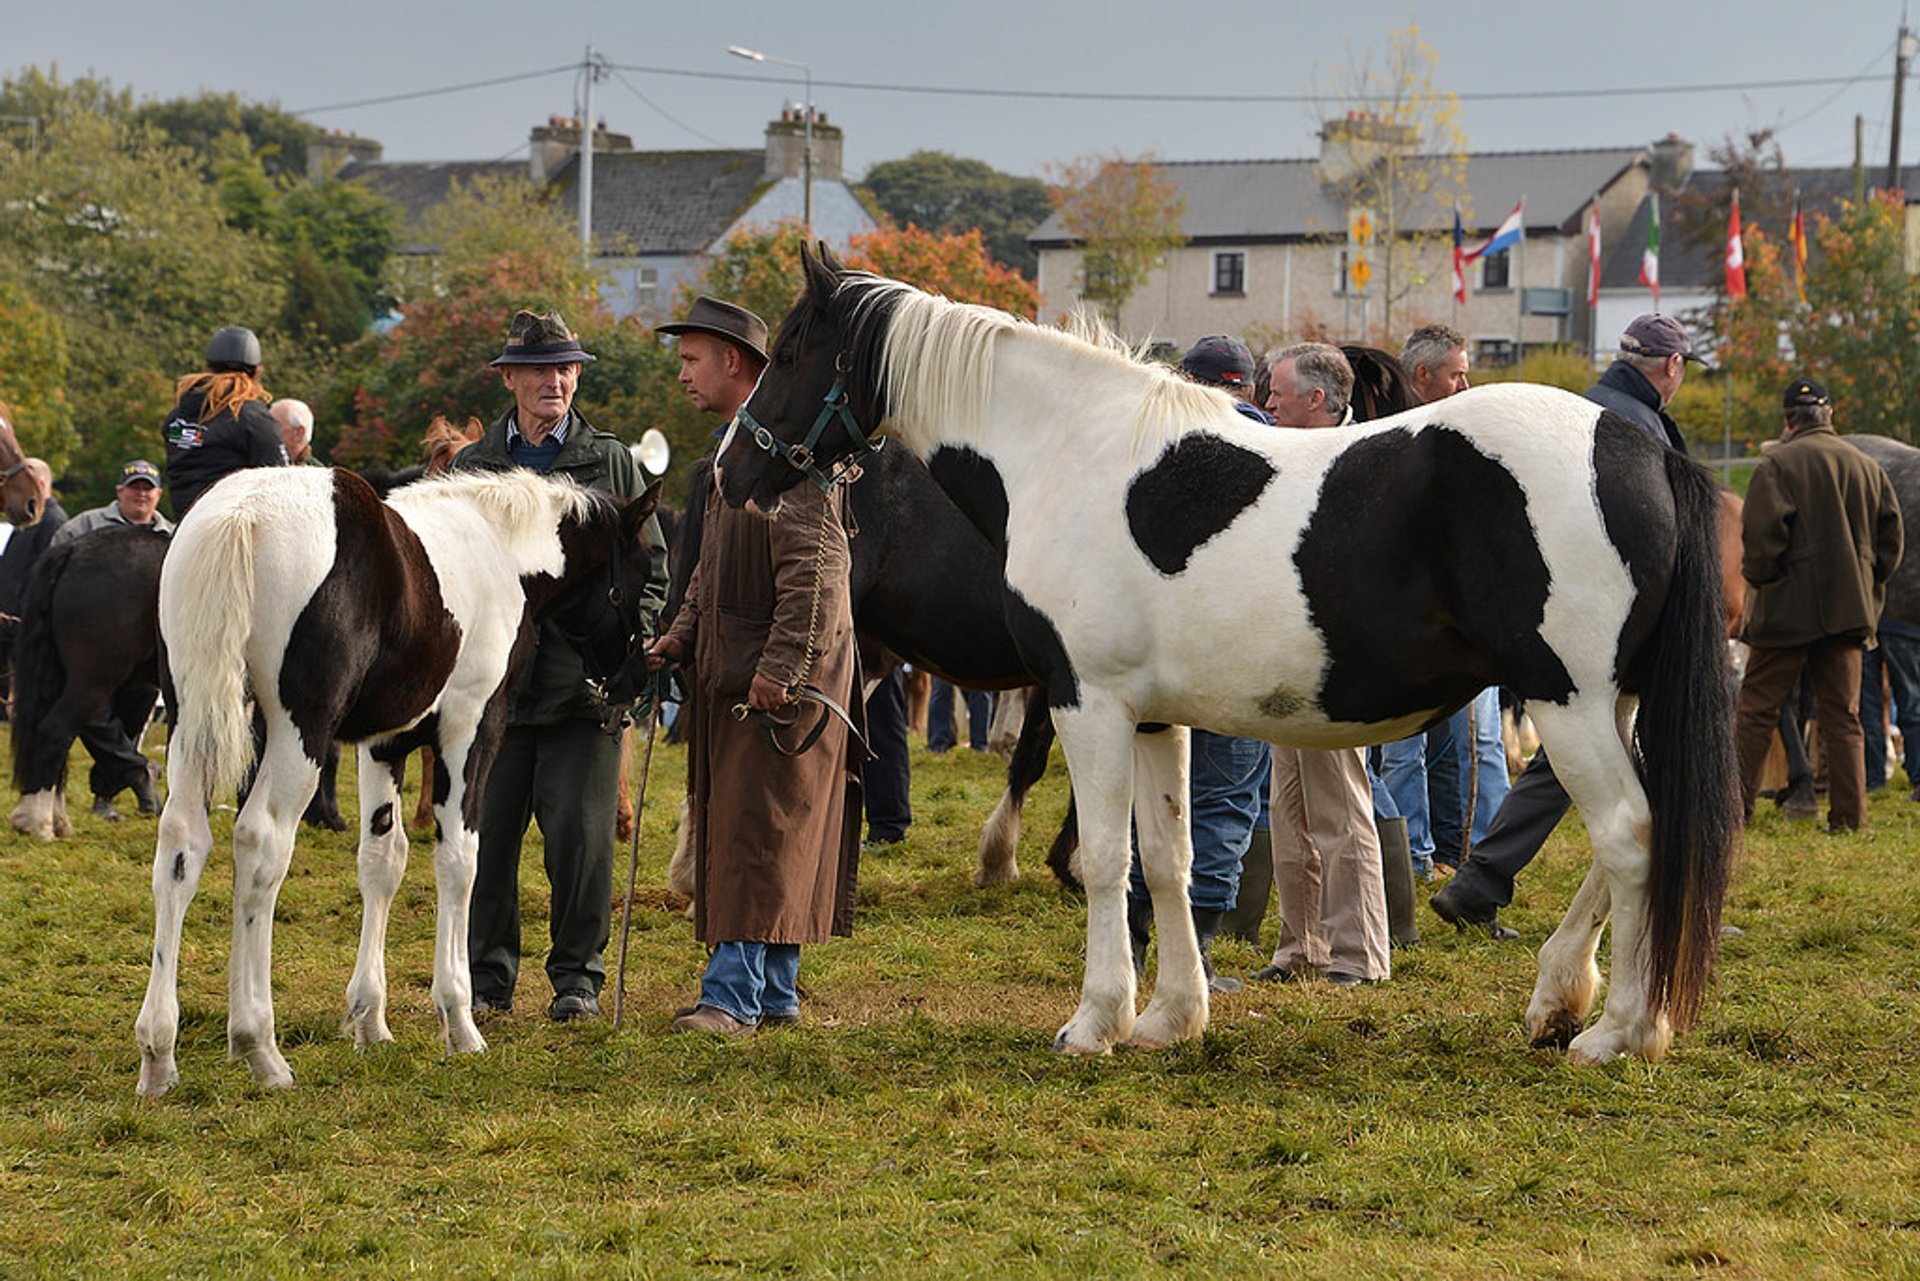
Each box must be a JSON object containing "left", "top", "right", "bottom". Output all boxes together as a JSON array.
[
  {"left": 1123, "top": 1033, "right": 1170, "bottom": 1051},
  {"left": 1529, "top": 1008, "right": 1582, "bottom": 1050},
  {"left": 135, "top": 1063, "right": 178, "bottom": 1099},
  {"left": 972, "top": 863, "right": 1018, "bottom": 889},
  {"left": 1052, "top": 1028, "right": 1111, "bottom": 1056}
]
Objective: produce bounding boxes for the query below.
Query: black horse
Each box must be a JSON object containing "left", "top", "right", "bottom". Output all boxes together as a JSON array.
[{"left": 668, "top": 449, "right": 1070, "bottom": 887}]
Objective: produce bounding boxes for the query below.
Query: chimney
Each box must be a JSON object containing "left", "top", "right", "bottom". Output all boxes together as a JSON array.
[
  {"left": 307, "top": 130, "right": 383, "bottom": 179},
  {"left": 1648, "top": 133, "right": 1695, "bottom": 194},
  {"left": 1316, "top": 110, "right": 1418, "bottom": 189},
  {"left": 527, "top": 115, "right": 635, "bottom": 184},
  {"left": 763, "top": 106, "right": 844, "bottom": 184}
]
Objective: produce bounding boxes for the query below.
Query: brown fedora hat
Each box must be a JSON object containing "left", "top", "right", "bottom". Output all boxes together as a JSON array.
[
  {"left": 490, "top": 310, "right": 597, "bottom": 366},
  {"left": 657, "top": 296, "right": 769, "bottom": 364}
]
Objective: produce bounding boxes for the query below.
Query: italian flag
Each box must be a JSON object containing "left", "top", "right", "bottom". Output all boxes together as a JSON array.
[{"left": 1639, "top": 194, "right": 1660, "bottom": 305}]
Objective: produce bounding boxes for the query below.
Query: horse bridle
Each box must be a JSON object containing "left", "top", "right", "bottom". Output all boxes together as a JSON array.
[
  {"left": 555, "top": 509, "right": 655, "bottom": 731},
  {"left": 734, "top": 354, "right": 884, "bottom": 491}
]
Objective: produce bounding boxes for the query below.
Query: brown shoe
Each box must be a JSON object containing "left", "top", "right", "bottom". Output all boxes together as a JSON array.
[{"left": 671, "top": 1004, "right": 753, "bottom": 1037}]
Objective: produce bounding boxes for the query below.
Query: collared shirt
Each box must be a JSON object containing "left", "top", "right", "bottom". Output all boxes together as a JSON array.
[
  {"left": 49, "top": 503, "right": 173, "bottom": 548},
  {"left": 506, "top": 411, "right": 572, "bottom": 449}
]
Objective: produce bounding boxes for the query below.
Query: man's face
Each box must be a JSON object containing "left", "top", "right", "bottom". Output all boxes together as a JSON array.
[
  {"left": 1265, "top": 359, "right": 1329, "bottom": 428},
  {"left": 116, "top": 481, "right": 160, "bottom": 524},
  {"left": 677, "top": 333, "right": 741, "bottom": 417},
  {"left": 1414, "top": 348, "right": 1470, "bottom": 402},
  {"left": 500, "top": 361, "right": 580, "bottom": 429}
]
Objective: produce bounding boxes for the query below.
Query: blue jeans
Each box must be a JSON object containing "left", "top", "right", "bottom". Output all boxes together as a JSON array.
[
  {"left": 1861, "top": 631, "right": 1920, "bottom": 789},
  {"left": 1466, "top": 687, "right": 1511, "bottom": 846},
  {"left": 928, "top": 679, "right": 991, "bottom": 752},
  {"left": 1129, "top": 730, "right": 1272, "bottom": 912},
  {"left": 1379, "top": 731, "right": 1439, "bottom": 874},
  {"left": 700, "top": 942, "right": 801, "bottom": 1025}
]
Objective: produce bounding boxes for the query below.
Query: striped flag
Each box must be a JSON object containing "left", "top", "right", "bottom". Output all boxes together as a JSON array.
[
  {"left": 1465, "top": 199, "right": 1524, "bottom": 261},
  {"left": 1788, "top": 194, "right": 1809, "bottom": 300},
  {"left": 1639, "top": 193, "right": 1661, "bottom": 305},
  {"left": 1451, "top": 210, "right": 1466, "bottom": 303},
  {"left": 1726, "top": 190, "right": 1747, "bottom": 300},
  {"left": 1586, "top": 196, "right": 1602, "bottom": 306}
]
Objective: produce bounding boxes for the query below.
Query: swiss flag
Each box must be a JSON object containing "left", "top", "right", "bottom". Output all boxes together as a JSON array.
[{"left": 1726, "top": 191, "right": 1748, "bottom": 301}]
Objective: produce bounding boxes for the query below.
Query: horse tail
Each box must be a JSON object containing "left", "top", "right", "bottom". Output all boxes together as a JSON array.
[
  {"left": 9, "top": 538, "right": 80, "bottom": 792},
  {"left": 162, "top": 505, "right": 261, "bottom": 800},
  {"left": 1637, "top": 450, "right": 1740, "bottom": 1032}
]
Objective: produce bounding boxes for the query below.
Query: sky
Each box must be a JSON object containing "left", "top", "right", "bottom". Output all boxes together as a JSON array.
[{"left": 10, "top": 1, "right": 1920, "bottom": 180}]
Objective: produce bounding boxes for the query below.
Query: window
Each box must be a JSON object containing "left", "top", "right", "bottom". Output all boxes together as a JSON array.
[
  {"left": 1212, "top": 251, "right": 1246, "bottom": 296},
  {"left": 1479, "top": 250, "right": 1511, "bottom": 291},
  {"left": 1334, "top": 248, "right": 1350, "bottom": 296},
  {"left": 1473, "top": 337, "right": 1516, "bottom": 368}
]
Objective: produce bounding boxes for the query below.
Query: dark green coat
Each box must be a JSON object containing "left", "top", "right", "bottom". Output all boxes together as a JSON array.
[
  {"left": 451, "top": 407, "right": 669, "bottom": 725},
  {"left": 1741, "top": 423, "right": 1903, "bottom": 649}
]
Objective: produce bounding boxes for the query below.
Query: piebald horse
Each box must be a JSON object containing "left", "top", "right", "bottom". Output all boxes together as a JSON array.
[
  {"left": 715, "top": 247, "right": 1738, "bottom": 1064},
  {"left": 135, "top": 467, "right": 662, "bottom": 1096}
]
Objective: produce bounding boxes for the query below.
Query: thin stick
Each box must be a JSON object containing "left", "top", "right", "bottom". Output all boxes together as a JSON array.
[{"left": 612, "top": 706, "right": 662, "bottom": 1029}]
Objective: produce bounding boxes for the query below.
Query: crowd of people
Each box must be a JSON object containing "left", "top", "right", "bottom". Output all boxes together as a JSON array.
[{"left": 6, "top": 296, "right": 1907, "bottom": 1030}]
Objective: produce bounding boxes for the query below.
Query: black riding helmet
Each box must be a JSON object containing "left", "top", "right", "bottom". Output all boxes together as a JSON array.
[{"left": 205, "top": 325, "right": 262, "bottom": 372}]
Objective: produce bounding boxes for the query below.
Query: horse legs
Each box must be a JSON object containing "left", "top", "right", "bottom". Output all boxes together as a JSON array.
[
  {"left": 411, "top": 745, "right": 437, "bottom": 831},
  {"left": 976, "top": 689, "right": 1052, "bottom": 886},
  {"left": 423, "top": 730, "right": 486, "bottom": 1056},
  {"left": 225, "top": 715, "right": 319, "bottom": 1089},
  {"left": 10, "top": 684, "right": 101, "bottom": 840},
  {"left": 1050, "top": 693, "right": 1142, "bottom": 1055},
  {"left": 1130, "top": 724, "right": 1209, "bottom": 1050},
  {"left": 345, "top": 746, "right": 409, "bottom": 1047},
  {"left": 1526, "top": 698, "right": 1671, "bottom": 1063},
  {"left": 134, "top": 755, "right": 219, "bottom": 1097}
]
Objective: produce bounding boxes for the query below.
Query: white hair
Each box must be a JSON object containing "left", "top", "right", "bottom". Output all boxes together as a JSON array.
[{"left": 270, "top": 398, "right": 314, "bottom": 445}]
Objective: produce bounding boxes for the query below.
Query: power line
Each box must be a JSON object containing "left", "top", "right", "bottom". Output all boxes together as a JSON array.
[
  {"left": 292, "top": 65, "right": 577, "bottom": 115},
  {"left": 607, "top": 68, "right": 730, "bottom": 148}
]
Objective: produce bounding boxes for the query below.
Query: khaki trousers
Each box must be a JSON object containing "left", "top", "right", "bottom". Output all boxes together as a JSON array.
[
  {"left": 1268, "top": 746, "right": 1391, "bottom": 980},
  {"left": 1734, "top": 638, "right": 1866, "bottom": 829}
]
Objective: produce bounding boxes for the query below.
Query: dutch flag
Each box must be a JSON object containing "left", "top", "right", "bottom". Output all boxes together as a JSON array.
[{"left": 1466, "top": 200, "right": 1525, "bottom": 261}]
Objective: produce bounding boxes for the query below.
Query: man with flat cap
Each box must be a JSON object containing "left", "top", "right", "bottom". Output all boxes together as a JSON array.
[
  {"left": 648, "top": 295, "right": 863, "bottom": 1037},
  {"left": 456, "top": 310, "right": 669, "bottom": 1022},
  {"left": 1432, "top": 314, "right": 1707, "bottom": 937},
  {"left": 1733, "top": 376, "right": 1902, "bottom": 832}
]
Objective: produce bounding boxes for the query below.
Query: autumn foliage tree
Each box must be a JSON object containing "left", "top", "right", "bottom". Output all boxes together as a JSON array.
[
  {"left": 1045, "top": 153, "right": 1187, "bottom": 325},
  {"left": 1796, "top": 193, "right": 1920, "bottom": 441}
]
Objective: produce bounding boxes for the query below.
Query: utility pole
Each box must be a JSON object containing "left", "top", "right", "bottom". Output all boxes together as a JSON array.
[
  {"left": 1892, "top": 23, "right": 1917, "bottom": 189},
  {"left": 579, "top": 46, "right": 605, "bottom": 254},
  {"left": 1856, "top": 115, "right": 1867, "bottom": 204}
]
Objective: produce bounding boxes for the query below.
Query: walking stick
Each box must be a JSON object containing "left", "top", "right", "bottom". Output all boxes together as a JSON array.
[{"left": 613, "top": 702, "right": 663, "bottom": 1030}]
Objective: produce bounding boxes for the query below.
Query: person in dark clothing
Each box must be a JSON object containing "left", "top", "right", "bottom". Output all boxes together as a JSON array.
[
  {"left": 162, "top": 325, "right": 289, "bottom": 520},
  {"left": 1430, "top": 313, "right": 1706, "bottom": 937},
  {"left": 0, "top": 460, "right": 67, "bottom": 716},
  {"left": 862, "top": 667, "right": 912, "bottom": 846}
]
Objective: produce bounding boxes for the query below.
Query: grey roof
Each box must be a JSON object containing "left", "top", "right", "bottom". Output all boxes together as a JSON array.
[
  {"left": 1029, "top": 147, "right": 1647, "bottom": 246},
  {"left": 1599, "top": 165, "right": 1920, "bottom": 290},
  {"left": 339, "top": 160, "right": 528, "bottom": 250},
  {"left": 547, "top": 149, "right": 772, "bottom": 255}
]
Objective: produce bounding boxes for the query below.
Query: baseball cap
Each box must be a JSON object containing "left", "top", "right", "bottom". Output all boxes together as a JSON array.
[
  {"left": 1618, "top": 313, "right": 1708, "bottom": 365},
  {"left": 1178, "top": 335, "right": 1256, "bottom": 388},
  {"left": 118, "top": 459, "right": 162, "bottom": 488},
  {"left": 1783, "top": 376, "right": 1830, "bottom": 408}
]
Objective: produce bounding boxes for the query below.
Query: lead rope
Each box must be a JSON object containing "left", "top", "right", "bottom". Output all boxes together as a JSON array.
[{"left": 785, "top": 486, "right": 837, "bottom": 699}]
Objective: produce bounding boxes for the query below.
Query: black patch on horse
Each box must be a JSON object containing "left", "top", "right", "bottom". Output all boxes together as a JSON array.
[
  {"left": 1295, "top": 426, "right": 1574, "bottom": 725},
  {"left": 370, "top": 803, "right": 394, "bottom": 836},
  {"left": 1005, "top": 586, "right": 1079, "bottom": 711},
  {"left": 926, "top": 446, "right": 1012, "bottom": 556},
  {"left": 1590, "top": 411, "right": 1680, "bottom": 690},
  {"left": 1125, "top": 434, "right": 1277, "bottom": 576},
  {"left": 281, "top": 472, "right": 461, "bottom": 764}
]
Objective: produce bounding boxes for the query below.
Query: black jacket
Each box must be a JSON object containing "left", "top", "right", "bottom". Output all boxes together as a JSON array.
[
  {"left": 0, "top": 498, "right": 69, "bottom": 618},
  {"left": 163, "top": 389, "right": 288, "bottom": 519},
  {"left": 1584, "top": 361, "right": 1689, "bottom": 456}
]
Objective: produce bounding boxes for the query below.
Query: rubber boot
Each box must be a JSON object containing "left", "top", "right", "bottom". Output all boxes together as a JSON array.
[
  {"left": 1191, "top": 906, "right": 1243, "bottom": 993},
  {"left": 1222, "top": 827, "right": 1273, "bottom": 945},
  {"left": 1378, "top": 815, "right": 1420, "bottom": 947},
  {"left": 1127, "top": 895, "right": 1153, "bottom": 976}
]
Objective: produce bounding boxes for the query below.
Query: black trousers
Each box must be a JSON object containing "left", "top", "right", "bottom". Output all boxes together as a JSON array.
[
  {"left": 861, "top": 669, "right": 912, "bottom": 842},
  {"left": 81, "top": 679, "right": 158, "bottom": 799},
  {"left": 1441, "top": 748, "right": 1570, "bottom": 914},
  {"left": 468, "top": 719, "right": 621, "bottom": 1001}
]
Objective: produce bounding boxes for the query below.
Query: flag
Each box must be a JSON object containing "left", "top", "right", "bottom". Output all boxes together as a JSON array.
[
  {"left": 1586, "top": 196, "right": 1602, "bottom": 307},
  {"left": 1639, "top": 193, "right": 1660, "bottom": 305},
  {"left": 1725, "top": 190, "right": 1747, "bottom": 300},
  {"left": 1788, "top": 194, "right": 1808, "bottom": 300},
  {"left": 1465, "top": 199, "right": 1524, "bottom": 261},
  {"left": 1451, "top": 210, "right": 1466, "bottom": 303}
]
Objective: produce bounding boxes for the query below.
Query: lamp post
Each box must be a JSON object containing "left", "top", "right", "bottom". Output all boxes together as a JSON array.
[{"left": 727, "top": 44, "right": 812, "bottom": 234}]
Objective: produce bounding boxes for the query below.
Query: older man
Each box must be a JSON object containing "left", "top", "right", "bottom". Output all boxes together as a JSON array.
[
  {"left": 455, "top": 310, "right": 668, "bottom": 1022},
  {"left": 270, "top": 399, "right": 316, "bottom": 465},
  {"left": 1432, "top": 313, "right": 1705, "bottom": 937},
  {"left": 0, "top": 460, "right": 66, "bottom": 720},
  {"left": 1252, "top": 343, "right": 1391, "bottom": 987},
  {"left": 48, "top": 460, "right": 173, "bottom": 819},
  {"left": 649, "top": 296, "right": 862, "bottom": 1036}
]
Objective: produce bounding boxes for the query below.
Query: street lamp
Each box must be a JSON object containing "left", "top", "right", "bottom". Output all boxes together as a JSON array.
[{"left": 727, "top": 44, "right": 812, "bottom": 234}]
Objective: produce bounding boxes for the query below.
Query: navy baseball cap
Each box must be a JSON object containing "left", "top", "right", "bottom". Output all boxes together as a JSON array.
[
  {"left": 1178, "top": 335, "right": 1256, "bottom": 388},
  {"left": 118, "top": 459, "right": 162, "bottom": 488},
  {"left": 1783, "top": 376, "right": 1830, "bottom": 408},
  {"left": 1619, "top": 313, "right": 1707, "bottom": 365}
]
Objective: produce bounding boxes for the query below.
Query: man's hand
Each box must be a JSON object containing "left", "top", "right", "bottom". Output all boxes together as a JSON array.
[
  {"left": 748, "top": 672, "right": 792, "bottom": 712},
  {"left": 645, "top": 635, "right": 685, "bottom": 671}
]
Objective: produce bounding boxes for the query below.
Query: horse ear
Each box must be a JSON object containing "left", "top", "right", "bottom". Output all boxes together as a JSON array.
[
  {"left": 817, "top": 241, "right": 846, "bottom": 274},
  {"left": 624, "top": 479, "right": 664, "bottom": 534},
  {"left": 802, "top": 242, "right": 839, "bottom": 303}
]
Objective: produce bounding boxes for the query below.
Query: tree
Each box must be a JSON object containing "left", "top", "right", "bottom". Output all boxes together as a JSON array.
[
  {"left": 860, "top": 151, "right": 1053, "bottom": 277},
  {"left": 850, "top": 224, "right": 1042, "bottom": 317},
  {"left": 1045, "top": 153, "right": 1187, "bottom": 326},
  {"left": 137, "top": 91, "right": 315, "bottom": 180},
  {"left": 0, "top": 280, "right": 79, "bottom": 464},
  {"left": 1312, "top": 25, "right": 1469, "bottom": 342},
  {"left": 1797, "top": 194, "right": 1920, "bottom": 441}
]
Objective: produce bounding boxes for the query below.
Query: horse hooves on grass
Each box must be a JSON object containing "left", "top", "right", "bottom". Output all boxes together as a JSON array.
[
  {"left": 1051, "top": 1028, "right": 1112, "bottom": 1057},
  {"left": 1529, "top": 1009, "right": 1582, "bottom": 1051}
]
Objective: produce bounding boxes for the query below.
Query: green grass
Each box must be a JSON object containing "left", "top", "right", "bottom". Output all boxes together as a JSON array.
[{"left": 2, "top": 730, "right": 1918, "bottom": 1277}]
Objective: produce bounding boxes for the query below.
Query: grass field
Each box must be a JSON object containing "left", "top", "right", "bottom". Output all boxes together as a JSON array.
[{"left": 1, "top": 729, "right": 1917, "bottom": 1277}]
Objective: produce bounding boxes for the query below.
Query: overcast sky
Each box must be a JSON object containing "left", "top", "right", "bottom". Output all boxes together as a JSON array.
[{"left": 11, "top": 2, "right": 1919, "bottom": 179}]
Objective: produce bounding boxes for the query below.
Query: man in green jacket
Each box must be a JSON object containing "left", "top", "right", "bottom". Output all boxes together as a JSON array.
[
  {"left": 1733, "top": 376, "right": 1903, "bottom": 832},
  {"left": 455, "top": 310, "right": 669, "bottom": 1020}
]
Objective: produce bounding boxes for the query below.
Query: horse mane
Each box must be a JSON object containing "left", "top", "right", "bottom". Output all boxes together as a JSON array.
[
  {"left": 1341, "top": 346, "right": 1420, "bottom": 423},
  {"left": 840, "top": 274, "right": 1230, "bottom": 460},
  {"left": 391, "top": 469, "right": 604, "bottom": 555},
  {"left": 422, "top": 415, "right": 483, "bottom": 474}
]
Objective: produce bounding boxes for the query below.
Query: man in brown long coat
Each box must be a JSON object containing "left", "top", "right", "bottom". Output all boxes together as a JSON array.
[
  {"left": 1733, "top": 376, "right": 1903, "bottom": 831},
  {"left": 648, "top": 297, "right": 861, "bottom": 1036}
]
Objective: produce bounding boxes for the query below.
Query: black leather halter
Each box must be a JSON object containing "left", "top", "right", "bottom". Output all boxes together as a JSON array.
[{"left": 734, "top": 360, "right": 884, "bottom": 491}]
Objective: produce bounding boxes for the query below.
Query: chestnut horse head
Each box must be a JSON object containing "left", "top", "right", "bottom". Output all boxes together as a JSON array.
[{"left": 0, "top": 401, "right": 46, "bottom": 527}]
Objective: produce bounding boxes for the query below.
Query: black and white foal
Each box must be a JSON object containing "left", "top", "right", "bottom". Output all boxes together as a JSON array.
[{"left": 135, "top": 467, "right": 660, "bottom": 1097}]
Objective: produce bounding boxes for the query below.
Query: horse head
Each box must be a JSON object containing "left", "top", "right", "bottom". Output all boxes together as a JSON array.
[
  {"left": 422, "top": 415, "right": 484, "bottom": 476},
  {"left": 0, "top": 401, "right": 44, "bottom": 527},
  {"left": 716, "top": 243, "right": 894, "bottom": 512},
  {"left": 1341, "top": 346, "right": 1421, "bottom": 423},
  {"left": 546, "top": 478, "right": 667, "bottom": 721}
]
